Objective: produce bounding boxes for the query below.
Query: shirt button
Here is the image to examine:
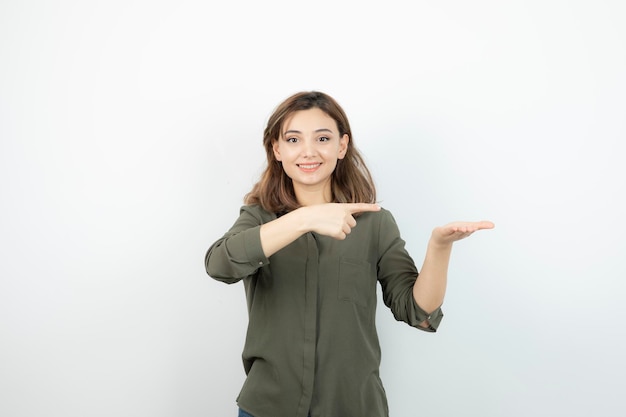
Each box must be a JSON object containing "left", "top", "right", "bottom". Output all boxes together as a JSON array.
[{"left": 258, "top": 261, "right": 263, "bottom": 265}]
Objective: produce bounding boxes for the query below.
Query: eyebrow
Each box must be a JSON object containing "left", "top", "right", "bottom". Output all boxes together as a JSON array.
[{"left": 283, "top": 128, "right": 334, "bottom": 135}]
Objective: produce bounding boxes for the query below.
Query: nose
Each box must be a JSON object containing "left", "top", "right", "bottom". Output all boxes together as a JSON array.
[{"left": 301, "top": 138, "right": 317, "bottom": 158}]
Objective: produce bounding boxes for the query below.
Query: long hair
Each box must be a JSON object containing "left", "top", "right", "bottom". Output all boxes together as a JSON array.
[{"left": 245, "top": 91, "right": 376, "bottom": 213}]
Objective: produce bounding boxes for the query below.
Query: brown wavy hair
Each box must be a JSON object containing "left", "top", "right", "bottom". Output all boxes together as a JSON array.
[{"left": 245, "top": 91, "right": 376, "bottom": 213}]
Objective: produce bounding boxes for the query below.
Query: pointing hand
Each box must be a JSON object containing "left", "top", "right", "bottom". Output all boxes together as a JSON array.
[{"left": 304, "top": 203, "right": 381, "bottom": 240}]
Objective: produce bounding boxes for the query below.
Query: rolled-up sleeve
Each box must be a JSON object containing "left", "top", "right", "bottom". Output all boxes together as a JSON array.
[
  {"left": 205, "top": 206, "right": 271, "bottom": 284},
  {"left": 376, "top": 209, "right": 443, "bottom": 332}
]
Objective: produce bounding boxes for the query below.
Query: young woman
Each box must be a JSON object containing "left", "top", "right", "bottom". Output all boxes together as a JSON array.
[{"left": 205, "top": 91, "right": 494, "bottom": 417}]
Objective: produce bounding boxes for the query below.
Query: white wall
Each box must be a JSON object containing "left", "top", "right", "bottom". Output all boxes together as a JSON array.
[{"left": 1, "top": 1, "right": 624, "bottom": 416}]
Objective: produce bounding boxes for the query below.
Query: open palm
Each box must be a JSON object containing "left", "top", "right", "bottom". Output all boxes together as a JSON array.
[{"left": 431, "top": 220, "right": 495, "bottom": 246}]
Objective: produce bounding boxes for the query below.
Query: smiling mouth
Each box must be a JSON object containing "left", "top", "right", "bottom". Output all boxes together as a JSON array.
[{"left": 297, "top": 163, "right": 321, "bottom": 170}]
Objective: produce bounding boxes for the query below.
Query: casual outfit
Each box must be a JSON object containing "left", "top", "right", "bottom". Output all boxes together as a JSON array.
[{"left": 206, "top": 205, "right": 443, "bottom": 417}]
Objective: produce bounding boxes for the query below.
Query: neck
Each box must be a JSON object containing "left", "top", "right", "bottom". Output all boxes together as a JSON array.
[{"left": 294, "top": 182, "right": 332, "bottom": 207}]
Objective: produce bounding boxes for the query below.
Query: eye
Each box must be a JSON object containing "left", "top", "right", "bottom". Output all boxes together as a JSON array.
[
  {"left": 318, "top": 136, "right": 330, "bottom": 142},
  {"left": 286, "top": 137, "right": 298, "bottom": 143}
]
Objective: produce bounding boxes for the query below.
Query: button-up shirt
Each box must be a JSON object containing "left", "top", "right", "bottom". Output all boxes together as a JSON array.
[{"left": 205, "top": 205, "right": 443, "bottom": 417}]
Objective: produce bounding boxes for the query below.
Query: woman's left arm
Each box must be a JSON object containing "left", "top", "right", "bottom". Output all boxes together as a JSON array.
[{"left": 413, "top": 221, "right": 495, "bottom": 316}]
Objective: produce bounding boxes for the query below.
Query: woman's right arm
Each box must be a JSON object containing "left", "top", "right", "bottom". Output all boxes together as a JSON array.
[
  {"left": 205, "top": 206, "right": 271, "bottom": 283},
  {"left": 258, "top": 209, "right": 310, "bottom": 257},
  {"left": 260, "top": 203, "right": 381, "bottom": 257},
  {"left": 206, "top": 203, "right": 382, "bottom": 283}
]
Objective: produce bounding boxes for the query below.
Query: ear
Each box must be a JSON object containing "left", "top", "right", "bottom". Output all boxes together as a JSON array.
[
  {"left": 272, "top": 140, "right": 282, "bottom": 161},
  {"left": 338, "top": 134, "right": 349, "bottom": 159}
]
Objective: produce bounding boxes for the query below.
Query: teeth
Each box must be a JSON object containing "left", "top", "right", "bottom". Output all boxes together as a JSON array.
[{"left": 299, "top": 164, "right": 320, "bottom": 169}]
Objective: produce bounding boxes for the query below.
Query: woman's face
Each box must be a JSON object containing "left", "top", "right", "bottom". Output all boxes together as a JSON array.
[{"left": 272, "top": 107, "right": 349, "bottom": 204}]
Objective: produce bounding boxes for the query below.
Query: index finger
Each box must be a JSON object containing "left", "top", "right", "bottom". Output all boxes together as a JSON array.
[{"left": 344, "top": 203, "right": 381, "bottom": 214}]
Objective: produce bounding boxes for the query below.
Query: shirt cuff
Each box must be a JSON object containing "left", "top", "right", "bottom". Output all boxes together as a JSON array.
[
  {"left": 243, "top": 225, "right": 270, "bottom": 268},
  {"left": 408, "top": 298, "right": 443, "bottom": 332}
]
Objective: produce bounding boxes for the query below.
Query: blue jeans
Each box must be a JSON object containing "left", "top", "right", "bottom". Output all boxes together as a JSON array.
[{"left": 239, "top": 408, "right": 310, "bottom": 417}]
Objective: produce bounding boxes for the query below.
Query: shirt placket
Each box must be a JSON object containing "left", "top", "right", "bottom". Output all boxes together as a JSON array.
[{"left": 296, "top": 232, "right": 319, "bottom": 417}]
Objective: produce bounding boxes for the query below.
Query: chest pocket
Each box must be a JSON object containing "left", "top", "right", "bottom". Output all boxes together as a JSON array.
[{"left": 338, "top": 258, "right": 374, "bottom": 307}]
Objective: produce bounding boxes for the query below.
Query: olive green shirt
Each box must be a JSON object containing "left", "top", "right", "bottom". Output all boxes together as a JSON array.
[{"left": 205, "top": 205, "right": 443, "bottom": 417}]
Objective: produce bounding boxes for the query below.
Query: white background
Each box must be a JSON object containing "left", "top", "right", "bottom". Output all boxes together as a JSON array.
[{"left": 1, "top": 1, "right": 625, "bottom": 416}]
